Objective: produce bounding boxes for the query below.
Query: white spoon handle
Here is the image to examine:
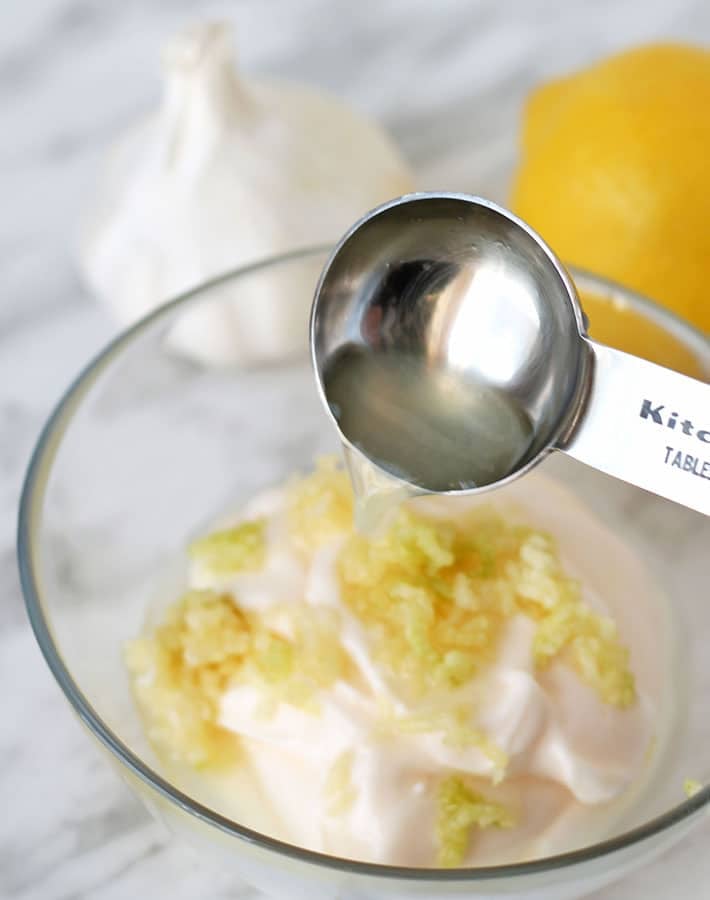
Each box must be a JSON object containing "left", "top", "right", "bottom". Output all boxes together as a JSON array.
[{"left": 562, "top": 340, "right": 710, "bottom": 516}]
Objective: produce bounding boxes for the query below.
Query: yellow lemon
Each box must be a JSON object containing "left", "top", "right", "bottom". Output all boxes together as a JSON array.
[
  {"left": 511, "top": 44, "right": 710, "bottom": 339},
  {"left": 580, "top": 290, "right": 705, "bottom": 379}
]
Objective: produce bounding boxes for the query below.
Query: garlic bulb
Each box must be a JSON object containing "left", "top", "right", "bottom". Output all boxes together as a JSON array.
[{"left": 78, "top": 22, "right": 415, "bottom": 365}]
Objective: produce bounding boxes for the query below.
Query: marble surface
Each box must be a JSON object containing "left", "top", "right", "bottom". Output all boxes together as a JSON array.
[{"left": 2, "top": 1, "right": 710, "bottom": 897}]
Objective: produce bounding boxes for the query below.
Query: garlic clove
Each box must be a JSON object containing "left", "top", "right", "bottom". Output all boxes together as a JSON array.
[{"left": 78, "top": 21, "right": 415, "bottom": 365}]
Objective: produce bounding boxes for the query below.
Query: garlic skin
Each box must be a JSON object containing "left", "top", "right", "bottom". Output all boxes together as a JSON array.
[{"left": 78, "top": 22, "right": 415, "bottom": 365}]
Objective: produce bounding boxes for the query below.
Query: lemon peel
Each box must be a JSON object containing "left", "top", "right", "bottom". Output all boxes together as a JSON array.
[{"left": 512, "top": 42, "right": 710, "bottom": 337}]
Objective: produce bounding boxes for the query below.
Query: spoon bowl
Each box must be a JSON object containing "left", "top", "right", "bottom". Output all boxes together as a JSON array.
[{"left": 311, "top": 193, "right": 590, "bottom": 491}]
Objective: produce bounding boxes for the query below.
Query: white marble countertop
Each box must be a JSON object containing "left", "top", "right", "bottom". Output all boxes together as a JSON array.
[{"left": 2, "top": 1, "right": 710, "bottom": 897}]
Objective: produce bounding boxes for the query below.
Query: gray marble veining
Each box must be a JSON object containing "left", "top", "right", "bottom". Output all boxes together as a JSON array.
[{"left": 2, "top": 1, "right": 710, "bottom": 897}]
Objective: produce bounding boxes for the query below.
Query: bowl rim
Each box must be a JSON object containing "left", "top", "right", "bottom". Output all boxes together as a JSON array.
[{"left": 17, "top": 246, "right": 710, "bottom": 883}]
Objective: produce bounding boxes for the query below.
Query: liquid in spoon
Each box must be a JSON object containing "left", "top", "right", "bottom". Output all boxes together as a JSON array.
[{"left": 324, "top": 345, "right": 535, "bottom": 529}]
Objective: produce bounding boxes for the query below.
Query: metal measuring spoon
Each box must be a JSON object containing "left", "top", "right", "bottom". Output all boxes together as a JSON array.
[{"left": 310, "top": 193, "right": 710, "bottom": 516}]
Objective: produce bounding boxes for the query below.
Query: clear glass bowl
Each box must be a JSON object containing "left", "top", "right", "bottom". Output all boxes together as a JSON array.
[{"left": 18, "top": 248, "right": 710, "bottom": 900}]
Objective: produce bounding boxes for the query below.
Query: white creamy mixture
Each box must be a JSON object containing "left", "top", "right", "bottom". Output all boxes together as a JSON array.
[{"left": 175, "top": 471, "right": 670, "bottom": 866}]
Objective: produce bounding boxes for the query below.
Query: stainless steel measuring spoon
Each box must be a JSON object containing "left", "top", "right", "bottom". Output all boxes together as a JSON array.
[{"left": 310, "top": 193, "right": 710, "bottom": 516}]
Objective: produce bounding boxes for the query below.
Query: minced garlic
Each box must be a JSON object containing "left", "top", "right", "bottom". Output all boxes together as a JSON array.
[
  {"left": 338, "top": 499, "right": 635, "bottom": 707},
  {"left": 126, "top": 592, "right": 351, "bottom": 765},
  {"left": 125, "top": 458, "right": 639, "bottom": 861},
  {"left": 436, "top": 775, "right": 514, "bottom": 867},
  {"left": 286, "top": 456, "right": 354, "bottom": 553},
  {"left": 125, "top": 590, "right": 251, "bottom": 767}
]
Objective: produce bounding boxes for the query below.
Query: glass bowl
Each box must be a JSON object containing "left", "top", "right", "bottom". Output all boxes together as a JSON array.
[{"left": 18, "top": 248, "right": 710, "bottom": 900}]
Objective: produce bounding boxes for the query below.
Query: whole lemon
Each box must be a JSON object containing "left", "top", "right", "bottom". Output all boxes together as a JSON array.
[{"left": 511, "top": 43, "right": 710, "bottom": 335}]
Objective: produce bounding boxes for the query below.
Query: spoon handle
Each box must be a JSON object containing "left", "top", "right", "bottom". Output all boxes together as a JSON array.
[{"left": 561, "top": 340, "right": 710, "bottom": 516}]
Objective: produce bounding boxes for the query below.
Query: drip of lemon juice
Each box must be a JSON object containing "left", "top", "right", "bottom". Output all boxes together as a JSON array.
[{"left": 342, "top": 444, "right": 423, "bottom": 533}]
